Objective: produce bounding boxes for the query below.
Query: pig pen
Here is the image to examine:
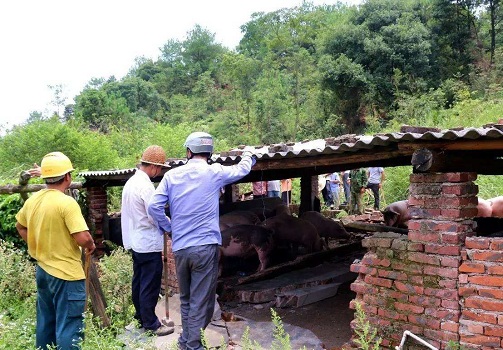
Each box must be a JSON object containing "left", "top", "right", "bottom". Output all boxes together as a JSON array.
[{"left": 216, "top": 199, "right": 385, "bottom": 349}]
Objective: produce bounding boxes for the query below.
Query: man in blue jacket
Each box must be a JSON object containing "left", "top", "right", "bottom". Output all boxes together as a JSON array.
[{"left": 148, "top": 132, "right": 255, "bottom": 350}]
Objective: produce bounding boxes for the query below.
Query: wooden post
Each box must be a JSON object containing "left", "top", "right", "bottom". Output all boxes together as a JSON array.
[
  {"left": 0, "top": 182, "right": 82, "bottom": 195},
  {"left": 299, "top": 176, "right": 320, "bottom": 216}
]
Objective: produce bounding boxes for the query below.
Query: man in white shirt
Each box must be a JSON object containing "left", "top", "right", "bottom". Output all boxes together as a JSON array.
[
  {"left": 267, "top": 180, "right": 281, "bottom": 198},
  {"left": 121, "top": 145, "right": 172, "bottom": 336},
  {"left": 366, "top": 167, "right": 385, "bottom": 210},
  {"left": 328, "top": 172, "right": 341, "bottom": 208}
]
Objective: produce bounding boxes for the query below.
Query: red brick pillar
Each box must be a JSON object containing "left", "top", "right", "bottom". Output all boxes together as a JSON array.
[
  {"left": 165, "top": 238, "right": 179, "bottom": 293},
  {"left": 85, "top": 186, "right": 108, "bottom": 251},
  {"left": 408, "top": 172, "right": 477, "bottom": 348}
]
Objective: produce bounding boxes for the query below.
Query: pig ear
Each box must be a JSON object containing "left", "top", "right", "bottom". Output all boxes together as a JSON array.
[
  {"left": 384, "top": 210, "right": 399, "bottom": 226},
  {"left": 391, "top": 213, "right": 401, "bottom": 226}
]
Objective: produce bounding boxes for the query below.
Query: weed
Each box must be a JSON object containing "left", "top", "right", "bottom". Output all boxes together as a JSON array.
[
  {"left": 352, "top": 301, "right": 382, "bottom": 350},
  {"left": 96, "top": 247, "right": 134, "bottom": 325}
]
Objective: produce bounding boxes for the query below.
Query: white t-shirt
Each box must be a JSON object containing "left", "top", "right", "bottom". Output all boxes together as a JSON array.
[
  {"left": 368, "top": 167, "right": 384, "bottom": 184},
  {"left": 267, "top": 180, "right": 281, "bottom": 191}
]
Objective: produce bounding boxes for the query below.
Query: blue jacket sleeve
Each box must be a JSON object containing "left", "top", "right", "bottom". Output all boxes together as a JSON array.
[
  {"left": 147, "top": 176, "right": 172, "bottom": 233},
  {"left": 219, "top": 154, "right": 253, "bottom": 187}
]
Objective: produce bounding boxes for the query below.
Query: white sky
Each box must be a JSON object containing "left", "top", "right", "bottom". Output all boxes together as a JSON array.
[{"left": 0, "top": 0, "right": 361, "bottom": 131}]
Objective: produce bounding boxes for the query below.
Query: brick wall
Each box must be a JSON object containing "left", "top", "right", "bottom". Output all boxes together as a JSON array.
[
  {"left": 460, "top": 237, "right": 503, "bottom": 349},
  {"left": 164, "top": 238, "right": 179, "bottom": 293},
  {"left": 348, "top": 172, "right": 478, "bottom": 349},
  {"left": 86, "top": 186, "right": 108, "bottom": 251}
]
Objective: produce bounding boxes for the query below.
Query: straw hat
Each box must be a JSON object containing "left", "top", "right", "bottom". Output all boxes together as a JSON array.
[{"left": 141, "top": 145, "right": 167, "bottom": 167}]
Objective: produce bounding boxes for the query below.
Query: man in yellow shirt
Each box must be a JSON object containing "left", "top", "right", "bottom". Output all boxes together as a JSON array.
[{"left": 16, "top": 152, "right": 95, "bottom": 350}]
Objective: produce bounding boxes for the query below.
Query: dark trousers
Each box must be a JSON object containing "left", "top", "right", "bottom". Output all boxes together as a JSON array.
[
  {"left": 281, "top": 190, "right": 291, "bottom": 205},
  {"left": 174, "top": 244, "right": 219, "bottom": 350},
  {"left": 367, "top": 183, "right": 380, "bottom": 210},
  {"left": 132, "top": 251, "right": 163, "bottom": 331},
  {"left": 321, "top": 182, "right": 333, "bottom": 206},
  {"left": 342, "top": 174, "right": 350, "bottom": 203}
]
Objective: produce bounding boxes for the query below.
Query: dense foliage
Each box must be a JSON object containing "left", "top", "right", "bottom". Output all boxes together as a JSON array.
[
  {"left": 2, "top": 0, "right": 503, "bottom": 161},
  {"left": 1, "top": 0, "right": 503, "bottom": 237},
  {"left": 2, "top": 2, "right": 503, "bottom": 347}
]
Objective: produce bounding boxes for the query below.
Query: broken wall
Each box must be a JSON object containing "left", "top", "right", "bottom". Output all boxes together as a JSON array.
[{"left": 349, "top": 172, "right": 481, "bottom": 349}]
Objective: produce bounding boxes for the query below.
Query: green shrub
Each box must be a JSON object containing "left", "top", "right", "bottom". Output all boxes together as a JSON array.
[
  {"left": 0, "top": 298, "right": 37, "bottom": 350},
  {"left": 353, "top": 301, "right": 382, "bottom": 350},
  {"left": 0, "top": 241, "right": 36, "bottom": 311},
  {"left": 0, "top": 195, "right": 25, "bottom": 249},
  {"left": 96, "top": 247, "right": 134, "bottom": 326},
  {"left": 0, "top": 241, "right": 37, "bottom": 350}
]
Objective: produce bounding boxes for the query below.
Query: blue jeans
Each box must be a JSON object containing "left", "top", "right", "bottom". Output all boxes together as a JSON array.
[
  {"left": 330, "top": 186, "right": 340, "bottom": 206},
  {"left": 36, "top": 265, "right": 85, "bottom": 350},
  {"left": 174, "top": 244, "right": 219, "bottom": 350},
  {"left": 268, "top": 191, "right": 280, "bottom": 198},
  {"left": 132, "top": 251, "right": 163, "bottom": 331}
]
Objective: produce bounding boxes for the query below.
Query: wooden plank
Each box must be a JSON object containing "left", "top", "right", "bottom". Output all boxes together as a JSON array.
[
  {"left": 275, "top": 283, "right": 342, "bottom": 308},
  {"left": 236, "top": 241, "right": 362, "bottom": 285},
  {"left": 86, "top": 256, "right": 111, "bottom": 327},
  {"left": 410, "top": 148, "right": 503, "bottom": 174},
  {"left": 399, "top": 139, "right": 503, "bottom": 152},
  {"left": 0, "top": 182, "right": 82, "bottom": 195},
  {"left": 342, "top": 221, "right": 408, "bottom": 234}
]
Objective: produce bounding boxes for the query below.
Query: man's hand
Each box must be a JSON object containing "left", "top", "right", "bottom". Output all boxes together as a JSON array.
[
  {"left": 27, "top": 163, "right": 41, "bottom": 178},
  {"left": 86, "top": 243, "right": 96, "bottom": 255}
]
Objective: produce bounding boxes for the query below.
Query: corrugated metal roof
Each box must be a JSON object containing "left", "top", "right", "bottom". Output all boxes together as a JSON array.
[
  {"left": 80, "top": 124, "right": 503, "bottom": 178},
  {"left": 80, "top": 168, "right": 137, "bottom": 177}
]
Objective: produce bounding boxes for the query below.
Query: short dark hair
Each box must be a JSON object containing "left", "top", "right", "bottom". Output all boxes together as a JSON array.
[
  {"left": 189, "top": 151, "right": 211, "bottom": 158},
  {"left": 44, "top": 174, "right": 67, "bottom": 185}
]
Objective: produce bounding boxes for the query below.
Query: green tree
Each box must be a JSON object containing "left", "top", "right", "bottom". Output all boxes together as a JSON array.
[
  {"left": 48, "top": 84, "right": 67, "bottom": 119},
  {"left": 318, "top": 54, "right": 370, "bottom": 133},
  {"left": 73, "top": 88, "right": 132, "bottom": 132},
  {"left": 221, "top": 52, "right": 261, "bottom": 130},
  {"left": 427, "top": 0, "right": 479, "bottom": 83}
]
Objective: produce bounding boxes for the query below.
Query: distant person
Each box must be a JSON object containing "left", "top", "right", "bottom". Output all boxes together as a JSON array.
[
  {"left": 328, "top": 172, "right": 341, "bottom": 209},
  {"left": 341, "top": 170, "right": 350, "bottom": 205},
  {"left": 15, "top": 152, "right": 96, "bottom": 350},
  {"left": 267, "top": 180, "right": 281, "bottom": 198},
  {"left": 252, "top": 181, "right": 267, "bottom": 199},
  {"left": 121, "top": 145, "right": 173, "bottom": 336},
  {"left": 366, "top": 167, "right": 385, "bottom": 210},
  {"left": 148, "top": 132, "right": 255, "bottom": 350},
  {"left": 349, "top": 168, "right": 368, "bottom": 215},
  {"left": 281, "top": 179, "right": 292, "bottom": 205},
  {"left": 319, "top": 174, "right": 333, "bottom": 207}
]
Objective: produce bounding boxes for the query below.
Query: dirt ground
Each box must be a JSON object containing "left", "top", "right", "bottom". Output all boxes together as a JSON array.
[{"left": 221, "top": 280, "right": 356, "bottom": 350}]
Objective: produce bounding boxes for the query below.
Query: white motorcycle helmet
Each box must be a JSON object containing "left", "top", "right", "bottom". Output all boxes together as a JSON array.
[{"left": 184, "top": 132, "right": 214, "bottom": 157}]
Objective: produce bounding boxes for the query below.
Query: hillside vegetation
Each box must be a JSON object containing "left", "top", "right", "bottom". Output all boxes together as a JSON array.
[
  {"left": 1, "top": 0, "right": 503, "bottom": 197},
  {"left": 2, "top": 1, "right": 503, "bottom": 348}
]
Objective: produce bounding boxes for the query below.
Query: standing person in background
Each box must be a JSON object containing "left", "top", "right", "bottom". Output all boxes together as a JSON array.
[
  {"left": 319, "top": 174, "right": 333, "bottom": 207},
  {"left": 148, "top": 132, "right": 255, "bottom": 350},
  {"left": 349, "top": 168, "right": 368, "bottom": 215},
  {"left": 281, "top": 179, "right": 292, "bottom": 205},
  {"left": 267, "top": 180, "right": 281, "bottom": 198},
  {"left": 15, "top": 152, "right": 96, "bottom": 350},
  {"left": 366, "top": 167, "right": 385, "bottom": 211},
  {"left": 252, "top": 181, "right": 267, "bottom": 199},
  {"left": 328, "top": 172, "right": 341, "bottom": 209},
  {"left": 121, "top": 145, "right": 173, "bottom": 336},
  {"left": 341, "top": 170, "right": 350, "bottom": 205}
]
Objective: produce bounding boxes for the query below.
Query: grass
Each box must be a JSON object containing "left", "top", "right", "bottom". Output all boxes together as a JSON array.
[{"left": 0, "top": 241, "right": 323, "bottom": 350}]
